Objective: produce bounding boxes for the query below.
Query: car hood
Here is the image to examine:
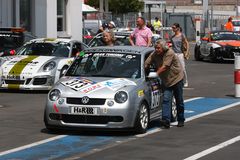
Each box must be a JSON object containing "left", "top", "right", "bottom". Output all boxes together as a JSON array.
[
  {"left": 58, "top": 76, "right": 138, "bottom": 98},
  {"left": 1, "top": 55, "right": 57, "bottom": 76},
  {"left": 214, "top": 40, "right": 240, "bottom": 47}
]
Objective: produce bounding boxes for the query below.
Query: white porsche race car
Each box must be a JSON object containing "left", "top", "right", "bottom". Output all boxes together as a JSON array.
[{"left": 0, "top": 38, "right": 88, "bottom": 90}]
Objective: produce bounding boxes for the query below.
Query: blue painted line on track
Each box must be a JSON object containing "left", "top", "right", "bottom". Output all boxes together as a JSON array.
[
  {"left": 1, "top": 97, "right": 240, "bottom": 160},
  {"left": 184, "top": 98, "right": 240, "bottom": 118},
  {"left": 0, "top": 136, "right": 121, "bottom": 160}
]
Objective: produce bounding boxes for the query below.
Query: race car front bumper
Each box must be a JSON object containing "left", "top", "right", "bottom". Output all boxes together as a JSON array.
[{"left": 1, "top": 75, "right": 55, "bottom": 90}]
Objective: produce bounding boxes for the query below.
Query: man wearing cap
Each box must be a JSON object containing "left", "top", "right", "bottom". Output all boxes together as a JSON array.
[
  {"left": 129, "top": 17, "right": 153, "bottom": 47},
  {"left": 108, "top": 21, "right": 116, "bottom": 30}
]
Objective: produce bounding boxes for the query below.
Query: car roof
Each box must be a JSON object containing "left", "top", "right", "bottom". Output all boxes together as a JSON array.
[
  {"left": 29, "top": 38, "right": 72, "bottom": 43},
  {"left": 95, "top": 31, "right": 131, "bottom": 37},
  {"left": 84, "top": 46, "right": 154, "bottom": 55},
  {"left": 210, "top": 30, "right": 235, "bottom": 34}
]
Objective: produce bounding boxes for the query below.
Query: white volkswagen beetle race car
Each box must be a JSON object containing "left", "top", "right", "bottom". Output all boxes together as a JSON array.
[{"left": 0, "top": 38, "right": 88, "bottom": 90}]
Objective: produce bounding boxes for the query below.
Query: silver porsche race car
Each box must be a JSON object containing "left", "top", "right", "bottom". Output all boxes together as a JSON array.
[
  {"left": 44, "top": 46, "right": 177, "bottom": 133},
  {"left": 0, "top": 38, "right": 88, "bottom": 90}
]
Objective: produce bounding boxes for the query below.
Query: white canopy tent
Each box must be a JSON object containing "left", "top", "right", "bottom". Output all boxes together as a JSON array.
[{"left": 82, "top": 3, "right": 98, "bottom": 13}]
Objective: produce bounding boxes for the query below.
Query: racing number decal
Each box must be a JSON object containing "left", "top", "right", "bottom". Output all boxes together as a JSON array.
[
  {"left": 150, "top": 80, "right": 161, "bottom": 109},
  {"left": 65, "top": 79, "right": 89, "bottom": 88},
  {"left": 62, "top": 78, "right": 94, "bottom": 91},
  {"left": 8, "top": 56, "right": 38, "bottom": 89},
  {"left": 151, "top": 90, "right": 160, "bottom": 109}
]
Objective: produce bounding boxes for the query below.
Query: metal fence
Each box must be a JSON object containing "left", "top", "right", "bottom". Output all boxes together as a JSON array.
[{"left": 90, "top": 12, "right": 232, "bottom": 41}]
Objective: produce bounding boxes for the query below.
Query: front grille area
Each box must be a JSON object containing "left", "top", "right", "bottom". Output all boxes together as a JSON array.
[
  {"left": 49, "top": 113, "right": 123, "bottom": 124},
  {"left": 33, "top": 78, "right": 47, "bottom": 85},
  {"left": 66, "top": 97, "right": 106, "bottom": 105},
  {"left": 221, "top": 48, "right": 239, "bottom": 59},
  {"left": 4, "top": 80, "right": 25, "bottom": 85},
  {"left": 25, "top": 78, "right": 32, "bottom": 85}
]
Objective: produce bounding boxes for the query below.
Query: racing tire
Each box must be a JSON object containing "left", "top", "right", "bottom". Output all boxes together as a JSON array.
[
  {"left": 44, "top": 110, "right": 51, "bottom": 129},
  {"left": 134, "top": 102, "right": 149, "bottom": 134},
  {"left": 44, "top": 110, "right": 52, "bottom": 130},
  {"left": 194, "top": 46, "right": 203, "bottom": 61},
  {"left": 44, "top": 110, "right": 59, "bottom": 132},
  {"left": 60, "top": 66, "right": 69, "bottom": 78},
  {"left": 171, "top": 97, "right": 177, "bottom": 122}
]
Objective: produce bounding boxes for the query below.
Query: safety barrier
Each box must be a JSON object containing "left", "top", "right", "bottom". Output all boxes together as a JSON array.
[{"left": 234, "top": 53, "right": 240, "bottom": 97}]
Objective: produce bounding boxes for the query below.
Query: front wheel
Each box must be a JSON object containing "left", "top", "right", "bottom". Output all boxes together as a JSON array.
[
  {"left": 44, "top": 109, "right": 52, "bottom": 130},
  {"left": 134, "top": 102, "right": 149, "bottom": 134},
  {"left": 44, "top": 110, "right": 61, "bottom": 133}
]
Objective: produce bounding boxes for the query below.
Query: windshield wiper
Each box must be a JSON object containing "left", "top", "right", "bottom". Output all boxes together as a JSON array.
[
  {"left": 66, "top": 74, "right": 122, "bottom": 78},
  {"left": 89, "top": 74, "right": 121, "bottom": 78}
]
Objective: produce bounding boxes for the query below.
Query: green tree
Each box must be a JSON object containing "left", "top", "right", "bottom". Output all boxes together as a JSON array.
[
  {"left": 86, "top": 0, "right": 99, "bottom": 8},
  {"left": 109, "top": 0, "right": 144, "bottom": 14},
  {"left": 86, "top": 0, "right": 144, "bottom": 14}
]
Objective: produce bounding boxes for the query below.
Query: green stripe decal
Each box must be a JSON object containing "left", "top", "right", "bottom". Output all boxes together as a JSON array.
[{"left": 8, "top": 56, "right": 38, "bottom": 89}]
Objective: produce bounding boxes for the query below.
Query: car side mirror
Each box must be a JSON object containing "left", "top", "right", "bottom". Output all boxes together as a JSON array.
[{"left": 147, "top": 72, "right": 158, "bottom": 78}]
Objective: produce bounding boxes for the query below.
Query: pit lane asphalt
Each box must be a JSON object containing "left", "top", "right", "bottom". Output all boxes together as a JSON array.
[
  {"left": 78, "top": 104, "right": 240, "bottom": 160},
  {"left": 0, "top": 44, "right": 239, "bottom": 159}
]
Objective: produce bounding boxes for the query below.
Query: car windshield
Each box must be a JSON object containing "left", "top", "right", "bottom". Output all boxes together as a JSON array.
[
  {"left": 16, "top": 42, "right": 70, "bottom": 57},
  {"left": 232, "top": 21, "right": 240, "bottom": 26},
  {"left": 210, "top": 32, "right": 240, "bottom": 41},
  {"left": 65, "top": 52, "right": 141, "bottom": 79},
  {"left": 88, "top": 33, "right": 131, "bottom": 47}
]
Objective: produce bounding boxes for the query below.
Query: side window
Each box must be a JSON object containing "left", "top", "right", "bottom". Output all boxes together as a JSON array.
[
  {"left": 144, "top": 52, "right": 155, "bottom": 76},
  {"left": 144, "top": 52, "right": 152, "bottom": 61},
  {"left": 81, "top": 43, "right": 88, "bottom": 50},
  {"left": 71, "top": 43, "right": 82, "bottom": 57}
]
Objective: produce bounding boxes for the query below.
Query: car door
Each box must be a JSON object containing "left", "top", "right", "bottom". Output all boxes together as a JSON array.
[
  {"left": 149, "top": 78, "right": 162, "bottom": 110},
  {"left": 144, "top": 52, "right": 162, "bottom": 118}
]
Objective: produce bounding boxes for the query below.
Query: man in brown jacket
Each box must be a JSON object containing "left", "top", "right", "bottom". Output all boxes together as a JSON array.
[{"left": 145, "top": 40, "right": 185, "bottom": 128}]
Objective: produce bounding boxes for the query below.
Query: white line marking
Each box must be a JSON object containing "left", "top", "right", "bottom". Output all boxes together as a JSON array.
[
  {"left": 184, "top": 97, "right": 203, "bottom": 103},
  {"left": 183, "top": 87, "right": 194, "bottom": 90},
  {"left": 0, "top": 135, "right": 67, "bottom": 156},
  {"left": 136, "top": 128, "right": 162, "bottom": 138},
  {"left": 183, "top": 135, "right": 240, "bottom": 160}
]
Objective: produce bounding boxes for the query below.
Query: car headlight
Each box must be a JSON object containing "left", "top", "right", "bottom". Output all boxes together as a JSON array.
[
  {"left": 43, "top": 61, "right": 56, "bottom": 72},
  {"left": 114, "top": 91, "right": 128, "bottom": 103},
  {"left": 49, "top": 89, "right": 61, "bottom": 101}
]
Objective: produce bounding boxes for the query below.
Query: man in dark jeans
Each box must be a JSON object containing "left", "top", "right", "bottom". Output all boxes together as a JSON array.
[{"left": 145, "top": 40, "right": 185, "bottom": 129}]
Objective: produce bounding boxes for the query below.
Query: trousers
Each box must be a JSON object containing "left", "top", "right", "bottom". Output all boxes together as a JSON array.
[{"left": 162, "top": 79, "right": 185, "bottom": 122}]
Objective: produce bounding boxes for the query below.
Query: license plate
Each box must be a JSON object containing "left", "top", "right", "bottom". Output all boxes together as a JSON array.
[
  {"left": 70, "top": 106, "right": 98, "bottom": 115},
  {"left": 6, "top": 75, "right": 20, "bottom": 80}
]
